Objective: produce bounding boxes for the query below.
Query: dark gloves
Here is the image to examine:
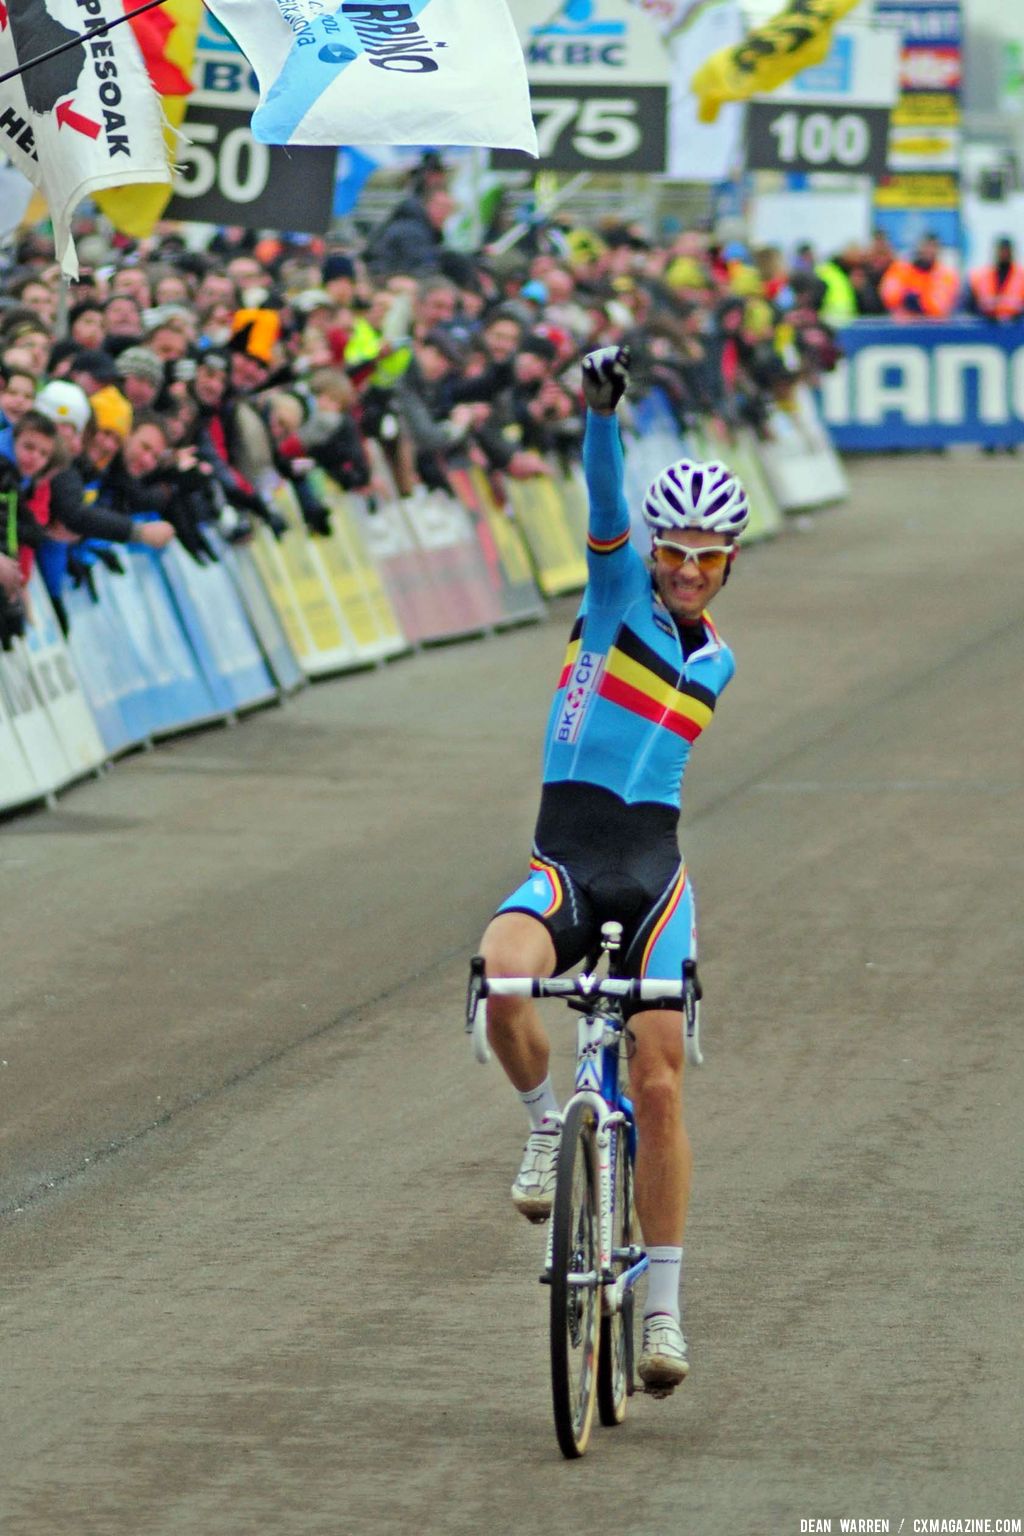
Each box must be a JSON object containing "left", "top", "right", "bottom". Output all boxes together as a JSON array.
[
  {"left": 66, "top": 549, "right": 99, "bottom": 601},
  {"left": 581, "top": 345, "right": 630, "bottom": 414}
]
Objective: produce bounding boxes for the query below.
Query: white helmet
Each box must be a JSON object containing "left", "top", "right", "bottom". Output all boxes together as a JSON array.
[
  {"left": 35, "top": 380, "right": 92, "bottom": 434},
  {"left": 642, "top": 458, "right": 750, "bottom": 536}
]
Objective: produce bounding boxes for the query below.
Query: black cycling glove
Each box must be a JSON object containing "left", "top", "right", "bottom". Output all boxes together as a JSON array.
[{"left": 581, "top": 345, "right": 631, "bottom": 414}]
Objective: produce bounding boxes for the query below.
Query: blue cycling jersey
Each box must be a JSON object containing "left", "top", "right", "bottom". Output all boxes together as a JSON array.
[{"left": 540, "top": 411, "right": 735, "bottom": 812}]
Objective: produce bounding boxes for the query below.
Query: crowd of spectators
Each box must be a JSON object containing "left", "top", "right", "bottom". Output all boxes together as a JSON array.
[{"left": 2, "top": 156, "right": 1019, "bottom": 650}]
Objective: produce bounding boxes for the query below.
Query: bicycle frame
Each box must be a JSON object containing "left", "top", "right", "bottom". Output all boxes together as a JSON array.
[{"left": 564, "top": 1004, "right": 647, "bottom": 1319}]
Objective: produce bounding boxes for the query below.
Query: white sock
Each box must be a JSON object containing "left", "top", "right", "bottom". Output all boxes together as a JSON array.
[
  {"left": 645, "top": 1246, "right": 683, "bottom": 1322},
  {"left": 518, "top": 1075, "right": 559, "bottom": 1131}
]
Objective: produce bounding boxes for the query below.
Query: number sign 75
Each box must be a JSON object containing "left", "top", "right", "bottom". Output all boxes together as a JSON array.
[{"left": 533, "top": 97, "right": 642, "bottom": 161}]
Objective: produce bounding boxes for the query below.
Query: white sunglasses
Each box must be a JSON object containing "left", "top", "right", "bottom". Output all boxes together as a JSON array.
[{"left": 652, "top": 538, "right": 733, "bottom": 572}]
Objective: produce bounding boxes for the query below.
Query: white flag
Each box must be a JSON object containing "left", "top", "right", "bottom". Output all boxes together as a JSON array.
[
  {"left": 203, "top": 0, "right": 538, "bottom": 154},
  {"left": 0, "top": 0, "right": 171, "bottom": 276}
]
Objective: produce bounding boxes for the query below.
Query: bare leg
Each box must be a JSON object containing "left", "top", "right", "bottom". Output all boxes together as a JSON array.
[
  {"left": 627, "top": 1009, "right": 690, "bottom": 1247},
  {"left": 478, "top": 912, "right": 557, "bottom": 1090}
]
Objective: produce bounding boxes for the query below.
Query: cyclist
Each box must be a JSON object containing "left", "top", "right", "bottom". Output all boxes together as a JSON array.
[{"left": 479, "top": 344, "right": 749, "bottom": 1392}]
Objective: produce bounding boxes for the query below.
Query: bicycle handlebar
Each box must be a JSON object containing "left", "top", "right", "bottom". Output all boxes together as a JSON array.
[{"left": 481, "top": 977, "right": 683, "bottom": 1003}]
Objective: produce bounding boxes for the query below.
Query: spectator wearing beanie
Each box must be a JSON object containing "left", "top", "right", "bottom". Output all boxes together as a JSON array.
[
  {"left": 69, "top": 348, "right": 122, "bottom": 395},
  {"left": 118, "top": 346, "right": 167, "bottom": 411},
  {"left": 35, "top": 380, "right": 169, "bottom": 557},
  {"left": 322, "top": 253, "right": 357, "bottom": 306},
  {"left": 87, "top": 386, "right": 134, "bottom": 470}
]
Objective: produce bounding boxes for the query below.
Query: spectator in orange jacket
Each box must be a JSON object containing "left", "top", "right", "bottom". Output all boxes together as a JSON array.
[
  {"left": 880, "top": 234, "right": 960, "bottom": 320},
  {"left": 968, "top": 237, "right": 1024, "bottom": 322}
]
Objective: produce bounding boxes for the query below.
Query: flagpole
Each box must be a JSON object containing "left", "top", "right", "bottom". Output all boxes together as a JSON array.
[
  {"left": 487, "top": 172, "right": 592, "bottom": 257},
  {"left": 0, "top": 0, "right": 170, "bottom": 89}
]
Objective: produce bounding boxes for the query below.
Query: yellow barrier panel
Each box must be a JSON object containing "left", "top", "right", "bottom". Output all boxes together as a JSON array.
[
  {"left": 307, "top": 470, "right": 408, "bottom": 661},
  {"left": 247, "top": 528, "right": 317, "bottom": 665},
  {"left": 262, "top": 479, "right": 363, "bottom": 674},
  {"left": 463, "top": 466, "right": 539, "bottom": 592},
  {"left": 554, "top": 469, "right": 592, "bottom": 552},
  {"left": 506, "top": 476, "right": 588, "bottom": 597}
]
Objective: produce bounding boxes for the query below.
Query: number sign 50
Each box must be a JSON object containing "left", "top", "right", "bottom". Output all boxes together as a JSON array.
[{"left": 174, "top": 121, "right": 270, "bottom": 204}]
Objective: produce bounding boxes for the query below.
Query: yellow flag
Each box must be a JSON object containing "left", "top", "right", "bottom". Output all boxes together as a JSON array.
[
  {"left": 692, "top": 0, "right": 863, "bottom": 124},
  {"left": 94, "top": 0, "right": 204, "bottom": 239}
]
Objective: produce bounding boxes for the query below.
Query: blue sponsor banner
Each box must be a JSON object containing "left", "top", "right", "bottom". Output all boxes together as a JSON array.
[
  {"left": 66, "top": 558, "right": 222, "bottom": 751},
  {"left": 206, "top": 531, "right": 306, "bottom": 695},
  {"left": 157, "top": 544, "right": 277, "bottom": 715},
  {"left": 823, "top": 321, "right": 1024, "bottom": 450}
]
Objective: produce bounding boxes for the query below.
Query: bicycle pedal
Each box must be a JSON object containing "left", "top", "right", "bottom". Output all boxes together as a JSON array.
[
  {"left": 539, "top": 1270, "right": 552, "bottom": 1286},
  {"left": 644, "top": 1384, "right": 677, "bottom": 1400}
]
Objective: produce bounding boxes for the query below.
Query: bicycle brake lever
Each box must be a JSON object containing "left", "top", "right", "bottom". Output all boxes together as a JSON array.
[
  {"left": 466, "top": 955, "right": 486, "bottom": 1033},
  {"left": 683, "top": 959, "right": 704, "bottom": 1068}
]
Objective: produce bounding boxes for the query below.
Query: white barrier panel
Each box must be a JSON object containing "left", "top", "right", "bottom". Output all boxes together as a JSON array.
[
  {"left": 404, "top": 486, "right": 507, "bottom": 633},
  {"left": 24, "top": 575, "right": 106, "bottom": 779},
  {"left": 0, "top": 658, "right": 42, "bottom": 812},
  {"left": 0, "top": 638, "right": 72, "bottom": 800},
  {"left": 757, "top": 386, "right": 849, "bottom": 512}
]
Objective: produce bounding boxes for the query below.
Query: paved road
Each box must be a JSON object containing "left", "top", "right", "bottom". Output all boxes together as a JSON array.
[{"left": 3, "top": 456, "right": 1022, "bottom": 1535}]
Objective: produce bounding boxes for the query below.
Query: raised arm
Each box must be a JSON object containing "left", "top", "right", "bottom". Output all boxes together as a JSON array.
[{"left": 581, "top": 346, "right": 644, "bottom": 595}]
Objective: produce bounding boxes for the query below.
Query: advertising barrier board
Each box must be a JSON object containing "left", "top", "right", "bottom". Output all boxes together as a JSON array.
[
  {"left": 824, "top": 321, "right": 1024, "bottom": 449},
  {"left": 0, "top": 665, "right": 40, "bottom": 811},
  {"left": 258, "top": 481, "right": 364, "bottom": 676},
  {"left": 306, "top": 472, "right": 409, "bottom": 663},
  {"left": 158, "top": 545, "right": 279, "bottom": 716},
  {"left": 506, "top": 477, "right": 589, "bottom": 597},
  {"left": 447, "top": 467, "right": 546, "bottom": 628},
  {"left": 0, "top": 639, "right": 70, "bottom": 804},
  {"left": 207, "top": 533, "right": 306, "bottom": 695},
  {"left": 757, "top": 387, "right": 850, "bottom": 509},
  {"left": 396, "top": 489, "right": 508, "bottom": 638},
  {"left": 23, "top": 576, "right": 106, "bottom": 780}
]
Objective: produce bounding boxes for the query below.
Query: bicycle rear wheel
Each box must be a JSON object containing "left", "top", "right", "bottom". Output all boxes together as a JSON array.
[
  {"left": 597, "top": 1123, "right": 636, "bottom": 1426},
  {"left": 549, "top": 1098, "right": 601, "bottom": 1459}
]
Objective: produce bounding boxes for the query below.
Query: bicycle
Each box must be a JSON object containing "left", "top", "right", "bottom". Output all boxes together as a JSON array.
[{"left": 466, "top": 922, "right": 703, "bottom": 1458}]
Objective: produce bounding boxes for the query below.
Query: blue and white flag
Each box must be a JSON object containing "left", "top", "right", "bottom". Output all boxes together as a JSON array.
[{"left": 203, "top": 0, "right": 538, "bottom": 153}]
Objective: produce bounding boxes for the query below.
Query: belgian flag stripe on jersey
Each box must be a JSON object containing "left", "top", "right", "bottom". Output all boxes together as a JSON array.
[
  {"left": 588, "top": 529, "right": 631, "bottom": 555},
  {"left": 614, "top": 623, "right": 717, "bottom": 710},
  {"left": 556, "top": 617, "right": 586, "bottom": 689},
  {"left": 599, "top": 671, "right": 709, "bottom": 741},
  {"left": 528, "top": 857, "right": 563, "bottom": 917},
  {"left": 640, "top": 865, "right": 688, "bottom": 976}
]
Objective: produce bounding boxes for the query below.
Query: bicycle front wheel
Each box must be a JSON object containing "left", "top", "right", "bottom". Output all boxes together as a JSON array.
[
  {"left": 550, "top": 1098, "right": 601, "bottom": 1459},
  {"left": 597, "top": 1122, "right": 636, "bottom": 1426}
]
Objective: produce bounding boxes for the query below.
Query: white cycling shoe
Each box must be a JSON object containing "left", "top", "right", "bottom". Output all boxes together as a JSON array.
[
  {"left": 638, "top": 1313, "right": 690, "bottom": 1392},
  {"left": 511, "top": 1120, "right": 561, "bottom": 1223}
]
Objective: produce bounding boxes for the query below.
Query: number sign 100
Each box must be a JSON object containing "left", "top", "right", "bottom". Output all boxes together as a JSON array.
[{"left": 769, "top": 109, "right": 870, "bottom": 168}]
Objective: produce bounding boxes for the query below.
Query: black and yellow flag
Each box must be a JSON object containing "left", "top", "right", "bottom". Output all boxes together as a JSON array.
[{"left": 692, "top": 0, "right": 863, "bottom": 124}]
